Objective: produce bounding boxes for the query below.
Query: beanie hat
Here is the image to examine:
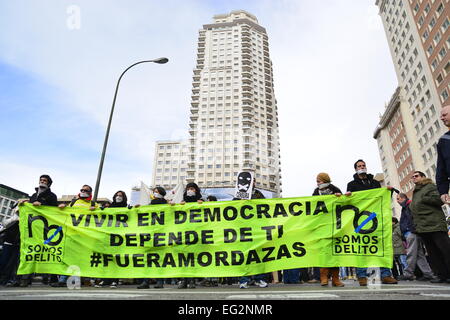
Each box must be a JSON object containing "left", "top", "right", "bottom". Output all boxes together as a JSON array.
[
  {"left": 317, "top": 173, "right": 331, "bottom": 183},
  {"left": 154, "top": 186, "right": 166, "bottom": 197},
  {"left": 40, "top": 174, "right": 53, "bottom": 187}
]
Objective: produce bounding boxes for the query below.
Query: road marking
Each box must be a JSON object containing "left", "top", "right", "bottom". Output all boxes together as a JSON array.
[
  {"left": 227, "top": 293, "right": 339, "bottom": 300},
  {"left": 16, "top": 293, "right": 147, "bottom": 299},
  {"left": 420, "top": 293, "right": 450, "bottom": 298}
]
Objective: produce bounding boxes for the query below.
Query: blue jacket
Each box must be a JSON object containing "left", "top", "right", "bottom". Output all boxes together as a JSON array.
[
  {"left": 399, "top": 199, "right": 415, "bottom": 234},
  {"left": 436, "top": 131, "right": 450, "bottom": 195}
]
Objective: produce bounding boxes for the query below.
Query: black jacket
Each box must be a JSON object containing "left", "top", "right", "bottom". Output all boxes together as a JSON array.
[
  {"left": 313, "top": 184, "right": 342, "bottom": 196},
  {"left": 436, "top": 131, "right": 450, "bottom": 195},
  {"left": 150, "top": 198, "right": 168, "bottom": 205},
  {"left": 399, "top": 200, "right": 415, "bottom": 234},
  {"left": 346, "top": 173, "right": 381, "bottom": 192},
  {"left": 233, "top": 189, "right": 266, "bottom": 200},
  {"left": 0, "top": 220, "right": 20, "bottom": 246},
  {"left": 29, "top": 187, "right": 58, "bottom": 206}
]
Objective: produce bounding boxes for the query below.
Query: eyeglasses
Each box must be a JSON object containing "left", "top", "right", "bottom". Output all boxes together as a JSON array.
[
  {"left": 80, "top": 189, "right": 91, "bottom": 193},
  {"left": 411, "top": 174, "right": 421, "bottom": 178}
]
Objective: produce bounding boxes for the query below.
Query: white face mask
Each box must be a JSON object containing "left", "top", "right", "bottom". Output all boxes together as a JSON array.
[
  {"left": 186, "top": 190, "right": 196, "bottom": 197},
  {"left": 115, "top": 196, "right": 123, "bottom": 203},
  {"left": 153, "top": 193, "right": 163, "bottom": 199},
  {"left": 318, "top": 183, "right": 330, "bottom": 189},
  {"left": 80, "top": 192, "right": 89, "bottom": 198},
  {"left": 357, "top": 169, "right": 367, "bottom": 175},
  {"left": 39, "top": 183, "right": 48, "bottom": 189}
]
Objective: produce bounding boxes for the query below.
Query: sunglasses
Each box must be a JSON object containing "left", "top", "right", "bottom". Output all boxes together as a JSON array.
[
  {"left": 411, "top": 174, "right": 421, "bottom": 178},
  {"left": 80, "top": 189, "right": 91, "bottom": 193}
]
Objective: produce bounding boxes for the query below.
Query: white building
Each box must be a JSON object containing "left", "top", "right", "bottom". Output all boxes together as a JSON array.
[
  {"left": 0, "top": 184, "right": 28, "bottom": 224},
  {"left": 375, "top": 0, "right": 448, "bottom": 184},
  {"left": 151, "top": 140, "right": 189, "bottom": 190},
  {"left": 186, "top": 10, "right": 282, "bottom": 199}
]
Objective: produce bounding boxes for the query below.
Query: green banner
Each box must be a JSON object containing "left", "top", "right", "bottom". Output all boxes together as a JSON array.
[{"left": 18, "top": 188, "right": 393, "bottom": 278}]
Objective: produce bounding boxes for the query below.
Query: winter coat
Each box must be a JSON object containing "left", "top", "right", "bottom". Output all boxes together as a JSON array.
[
  {"left": 410, "top": 178, "right": 446, "bottom": 234},
  {"left": 150, "top": 198, "right": 168, "bottom": 205},
  {"left": 233, "top": 189, "right": 266, "bottom": 200},
  {"left": 313, "top": 184, "right": 342, "bottom": 196},
  {"left": 346, "top": 173, "right": 381, "bottom": 192},
  {"left": 392, "top": 222, "right": 405, "bottom": 255},
  {"left": 436, "top": 131, "right": 450, "bottom": 195},
  {"left": 29, "top": 187, "right": 58, "bottom": 206},
  {"left": 0, "top": 219, "right": 19, "bottom": 246},
  {"left": 399, "top": 200, "right": 416, "bottom": 234}
]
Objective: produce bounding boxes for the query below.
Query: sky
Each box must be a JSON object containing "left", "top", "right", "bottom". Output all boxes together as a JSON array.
[{"left": 0, "top": 0, "right": 398, "bottom": 201}]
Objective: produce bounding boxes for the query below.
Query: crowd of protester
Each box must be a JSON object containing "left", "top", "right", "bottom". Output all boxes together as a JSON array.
[{"left": 1, "top": 106, "right": 449, "bottom": 289}]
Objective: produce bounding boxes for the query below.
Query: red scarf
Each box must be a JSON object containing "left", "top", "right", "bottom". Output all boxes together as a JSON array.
[{"left": 78, "top": 194, "right": 93, "bottom": 201}]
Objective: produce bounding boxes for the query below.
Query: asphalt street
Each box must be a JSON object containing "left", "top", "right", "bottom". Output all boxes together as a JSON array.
[{"left": 1, "top": 279, "right": 450, "bottom": 300}]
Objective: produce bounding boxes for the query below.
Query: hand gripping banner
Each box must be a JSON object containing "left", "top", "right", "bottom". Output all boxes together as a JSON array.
[{"left": 18, "top": 188, "right": 393, "bottom": 278}]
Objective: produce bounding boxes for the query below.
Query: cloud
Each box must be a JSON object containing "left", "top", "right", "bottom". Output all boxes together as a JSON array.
[{"left": 0, "top": 0, "right": 398, "bottom": 200}]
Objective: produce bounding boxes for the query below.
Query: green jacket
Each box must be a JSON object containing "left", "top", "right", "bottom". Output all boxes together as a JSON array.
[
  {"left": 410, "top": 178, "right": 446, "bottom": 233},
  {"left": 392, "top": 222, "right": 405, "bottom": 255}
]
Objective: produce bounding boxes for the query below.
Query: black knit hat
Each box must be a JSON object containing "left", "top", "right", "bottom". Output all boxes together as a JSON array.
[
  {"left": 154, "top": 186, "right": 166, "bottom": 197},
  {"left": 40, "top": 174, "right": 53, "bottom": 187}
]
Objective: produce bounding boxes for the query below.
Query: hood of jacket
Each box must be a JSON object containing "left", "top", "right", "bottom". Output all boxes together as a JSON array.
[
  {"left": 352, "top": 173, "right": 375, "bottom": 181},
  {"left": 414, "top": 178, "right": 434, "bottom": 190}
]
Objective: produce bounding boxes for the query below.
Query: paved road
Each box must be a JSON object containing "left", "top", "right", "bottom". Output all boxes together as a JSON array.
[{"left": 1, "top": 280, "right": 450, "bottom": 300}]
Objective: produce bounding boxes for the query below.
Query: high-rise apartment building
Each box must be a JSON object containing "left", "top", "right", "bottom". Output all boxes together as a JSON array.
[
  {"left": 374, "top": 0, "right": 449, "bottom": 193},
  {"left": 186, "top": 10, "right": 282, "bottom": 198},
  {"left": 151, "top": 140, "right": 189, "bottom": 190},
  {"left": 0, "top": 184, "right": 28, "bottom": 224}
]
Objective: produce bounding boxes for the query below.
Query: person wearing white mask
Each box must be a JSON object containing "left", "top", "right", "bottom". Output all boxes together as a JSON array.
[
  {"left": 17, "top": 174, "right": 58, "bottom": 287},
  {"left": 137, "top": 187, "right": 168, "bottom": 289},
  {"left": 346, "top": 160, "right": 398, "bottom": 286},
  {"left": 312, "top": 173, "right": 345, "bottom": 287},
  {"left": 150, "top": 187, "right": 168, "bottom": 205},
  {"left": 177, "top": 183, "right": 203, "bottom": 289},
  {"left": 19, "top": 174, "right": 58, "bottom": 207},
  {"left": 58, "top": 185, "right": 97, "bottom": 211},
  {"left": 53, "top": 184, "right": 98, "bottom": 287},
  {"left": 96, "top": 190, "right": 129, "bottom": 289}
]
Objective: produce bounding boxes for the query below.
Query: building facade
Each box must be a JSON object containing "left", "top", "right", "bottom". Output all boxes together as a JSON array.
[
  {"left": 0, "top": 184, "right": 28, "bottom": 224},
  {"left": 151, "top": 140, "right": 189, "bottom": 191},
  {"left": 374, "top": 87, "right": 424, "bottom": 198},
  {"left": 375, "top": 0, "right": 449, "bottom": 186},
  {"left": 186, "top": 10, "right": 282, "bottom": 198}
]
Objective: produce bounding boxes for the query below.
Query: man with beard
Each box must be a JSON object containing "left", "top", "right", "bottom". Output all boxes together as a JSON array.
[
  {"left": 346, "top": 160, "right": 398, "bottom": 286},
  {"left": 17, "top": 174, "right": 58, "bottom": 287}
]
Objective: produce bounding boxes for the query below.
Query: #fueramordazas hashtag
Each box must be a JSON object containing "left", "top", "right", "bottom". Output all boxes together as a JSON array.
[{"left": 90, "top": 252, "right": 102, "bottom": 267}]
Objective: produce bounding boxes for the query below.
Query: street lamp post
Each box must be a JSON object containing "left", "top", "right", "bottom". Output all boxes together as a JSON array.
[{"left": 92, "top": 58, "right": 169, "bottom": 205}]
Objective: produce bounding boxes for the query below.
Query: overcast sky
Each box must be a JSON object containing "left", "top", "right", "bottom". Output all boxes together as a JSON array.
[{"left": 0, "top": 0, "right": 398, "bottom": 200}]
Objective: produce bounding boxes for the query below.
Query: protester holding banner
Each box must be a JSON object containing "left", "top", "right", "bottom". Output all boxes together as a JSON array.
[
  {"left": 346, "top": 160, "right": 398, "bottom": 286},
  {"left": 177, "top": 183, "right": 203, "bottom": 289},
  {"left": 233, "top": 173, "right": 269, "bottom": 289},
  {"left": 313, "top": 173, "right": 345, "bottom": 287},
  {"left": 58, "top": 185, "right": 98, "bottom": 211},
  {"left": 18, "top": 174, "right": 58, "bottom": 287},
  {"left": 410, "top": 171, "right": 450, "bottom": 283},
  {"left": 397, "top": 193, "right": 435, "bottom": 281},
  {"left": 96, "top": 190, "right": 130, "bottom": 288},
  {"left": 138, "top": 187, "right": 169, "bottom": 289},
  {"left": 52, "top": 184, "right": 98, "bottom": 287}
]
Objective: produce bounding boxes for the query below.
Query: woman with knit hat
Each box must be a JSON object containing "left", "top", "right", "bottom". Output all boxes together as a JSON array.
[{"left": 313, "top": 173, "right": 345, "bottom": 287}]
